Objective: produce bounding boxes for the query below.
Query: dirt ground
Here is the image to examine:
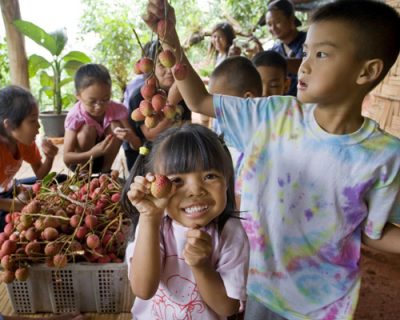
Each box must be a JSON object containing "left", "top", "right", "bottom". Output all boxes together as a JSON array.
[{"left": 354, "top": 245, "right": 400, "bottom": 320}]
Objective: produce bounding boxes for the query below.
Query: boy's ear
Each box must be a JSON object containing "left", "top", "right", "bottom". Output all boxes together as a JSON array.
[
  {"left": 357, "top": 59, "right": 383, "bottom": 85},
  {"left": 243, "top": 91, "right": 256, "bottom": 98},
  {"left": 3, "top": 118, "right": 11, "bottom": 130}
]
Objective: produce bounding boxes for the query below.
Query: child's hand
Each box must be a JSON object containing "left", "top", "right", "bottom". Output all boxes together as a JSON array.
[
  {"left": 91, "top": 134, "right": 115, "bottom": 158},
  {"left": 143, "top": 0, "right": 176, "bottom": 36},
  {"left": 41, "top": 138, "right": 58, "bottom": 159},
  {"left": 113, "top": 127, "right": 130, "bottom": 140},
  {"left": 183, "top": 228, "right": 212, "bottom": 267},
  {"left": 127, "top": 173, "right": 171, "bottom": 219}
]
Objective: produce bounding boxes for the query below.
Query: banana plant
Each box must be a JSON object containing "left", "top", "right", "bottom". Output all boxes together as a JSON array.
[{"left": 14, "top": 19, "right": 91, "bottom": 114}]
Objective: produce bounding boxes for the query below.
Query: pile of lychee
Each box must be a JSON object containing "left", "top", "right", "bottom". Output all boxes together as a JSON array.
[{"left": 0, "top": 171, "right": 131, "bottom": 284}]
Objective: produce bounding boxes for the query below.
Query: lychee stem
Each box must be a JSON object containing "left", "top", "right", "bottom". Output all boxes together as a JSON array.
[{"left": 131, "top": 26, "right": 145, "bottom": 56}]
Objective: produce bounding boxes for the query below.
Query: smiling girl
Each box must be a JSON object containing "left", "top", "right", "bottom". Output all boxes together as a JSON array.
[{"left": 121, "top": 123, "right": 249, "bottom": 320}]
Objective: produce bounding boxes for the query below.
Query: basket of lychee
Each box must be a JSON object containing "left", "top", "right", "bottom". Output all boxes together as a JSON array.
[
  {"left": 0, "top": 170, "right": 131, "bottom": 284},
  {"left": 131, "top": 46, "right": 188, "bottom": 129}
]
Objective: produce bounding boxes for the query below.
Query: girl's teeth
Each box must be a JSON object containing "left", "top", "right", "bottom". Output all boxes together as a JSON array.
[{"left": 184, "top": 205, "right": 208, "bottom": 214}]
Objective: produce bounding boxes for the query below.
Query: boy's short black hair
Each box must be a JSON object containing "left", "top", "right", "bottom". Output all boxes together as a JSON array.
[
  {"left": 252, "top": 50, "right": 288, "bottom": 76},
  {"left": 311, "top": 0, "right": 400, "bottom": 85},
  {"left": 211, "top": 56, "right": 263, "bottom": 96}
]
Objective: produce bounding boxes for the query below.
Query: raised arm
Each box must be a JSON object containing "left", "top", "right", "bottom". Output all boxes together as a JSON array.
[{"left": 143, "top": 0, "right": 215, "bottom": 118}]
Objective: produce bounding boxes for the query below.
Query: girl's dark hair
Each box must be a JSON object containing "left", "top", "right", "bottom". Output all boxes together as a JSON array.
[
  {"left": 121, "top": 123, "right": 237, "bottom": 236},
  {"left": 74, "top": 63, "right": 112, "bottom": 93},
  {"left": 0, "top": 85, "right": 37, "bottom": 136}
]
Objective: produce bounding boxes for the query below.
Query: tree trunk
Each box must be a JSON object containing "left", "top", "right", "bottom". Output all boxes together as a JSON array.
[{"left": 0, "top": 0, "right": 29, "bottom": 88}]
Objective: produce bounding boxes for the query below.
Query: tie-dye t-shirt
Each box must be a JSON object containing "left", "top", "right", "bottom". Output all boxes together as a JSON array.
[{"left": 214, "top": 95, "right": 400, "bottom": 320}]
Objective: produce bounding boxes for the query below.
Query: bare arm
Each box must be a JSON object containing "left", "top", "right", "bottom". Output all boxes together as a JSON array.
[
  {"left": 362, "top": 223, "right": 400, "bottom": 254},
  {"left": 184, "top": 229, "right": 240, "bottom": 316},
  {"left": 127, "top": 174, "right": 170, "bottom": 299},
  {"left": 144, "top": 0, "right": 215, "bottom": 117}
]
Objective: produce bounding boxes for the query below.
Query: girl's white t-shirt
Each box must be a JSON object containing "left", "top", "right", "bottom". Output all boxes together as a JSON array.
[{"left": 126, "top": 217, "right": 250, "bottom": 320}]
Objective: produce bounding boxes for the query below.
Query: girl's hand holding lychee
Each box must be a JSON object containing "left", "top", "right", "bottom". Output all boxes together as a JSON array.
[{"left": 127, "top": 173, "right": 173, "bottom": 220}]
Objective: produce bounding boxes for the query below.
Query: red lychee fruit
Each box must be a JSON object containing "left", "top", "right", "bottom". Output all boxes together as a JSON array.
[
  {"left": 131, "top": 108, "right": 145, "bottom": 122},
  {"left": 43, "top": 227, "right": 59, "bottom": 241},
  {"left": 32, "top": 182, "right": 41, "bottom": 193},
  {"left": 150, "top": 175, "right": 172, "bottom": 198},
  {"left": 138, "top": 57, "right": 154, "bottom": 73},
  {"left": 162, "top": 104, "right": 177, "bottom": 120},
  {"left": 140, "top": 83, "right": 156, "bottom": 101},
  {"left": 134, "top": 60, "right": 142, "bottom": 74},
  {"left": 86, "top": 234, "right": 100, "bottom": 249},
  {"left": 145, "top": 75, "right": 157, "bottom": 86},
  {"left": 173, "top": 62, "right": 188, "bottom": 80},
  {"left": 15, "top": 267, "right": 29, "bottom": 281},
  {"left": 85, "top": 215, "right": 98, "bottom": 229},
  {"left": 151, "top": 94, "right": 167, "bottom": 112},
  {"left": 53, "top": 254, "right": 68, "bottom": 268},
  {"left": 158, "top": 49, "right": 176, "bottom": 68},
  {"left": 111, "top": 193, "right": 121, "bottom": 203},
  {"left": 144, "top": 115, "right": 159, "bottom": 129},
  {"left": 139, "top": 100, "right": 154, "bottom": 117},
  {"left": 44, "top": 242, "right": 61, "bottom": 256}
]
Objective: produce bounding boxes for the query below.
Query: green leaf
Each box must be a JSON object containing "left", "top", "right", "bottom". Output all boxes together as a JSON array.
[
  {"left": 50, "top": 29, "right": 68, "bottom": 56},
  {"left": 63, "top": 51, "right": 91, "bottom": 64},
  {"left": 13, "top": 20, "right": 58, "bottom": 55},
  {"left": 63, "top": 60, "right": 86, "bottom": 76},
  {"left": 60, "top": 77, "right": 73, "bottom": 87},
  {"left": 42, "top": 172, "right": 57, "bottom": 187},
  {"left": 28, "top": 54, "right": 51, "bottom": 78}
]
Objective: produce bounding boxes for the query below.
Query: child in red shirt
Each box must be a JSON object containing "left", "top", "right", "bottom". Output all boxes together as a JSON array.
[{"left": 0, "top": 85, "right": 58, "bottom": 230}]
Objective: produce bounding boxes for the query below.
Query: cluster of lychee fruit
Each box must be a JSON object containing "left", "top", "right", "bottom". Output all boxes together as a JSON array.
[{"left": 131, "top": 21, "right": 188, "bottom": 129}]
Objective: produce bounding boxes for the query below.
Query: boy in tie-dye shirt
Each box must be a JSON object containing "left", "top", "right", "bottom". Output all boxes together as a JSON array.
[{"left": 144, "top": 0, "right": 400, "bottom": 319}]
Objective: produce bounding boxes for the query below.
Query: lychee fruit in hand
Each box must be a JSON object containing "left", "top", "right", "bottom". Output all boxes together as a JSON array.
[{"left": 150, "top": 175, "right": 172, "bottom": 198}]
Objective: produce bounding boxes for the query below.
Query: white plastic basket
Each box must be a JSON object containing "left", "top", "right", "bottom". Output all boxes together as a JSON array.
[{"left": 6, "top": 262, "right": 134, "bottom": 313}]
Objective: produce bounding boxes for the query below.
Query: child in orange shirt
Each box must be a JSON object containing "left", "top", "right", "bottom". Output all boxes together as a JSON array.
[{"left": 0, "top": 85, "right": 58, "bottom": 231}]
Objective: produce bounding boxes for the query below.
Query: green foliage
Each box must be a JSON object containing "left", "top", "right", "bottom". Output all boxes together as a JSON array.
[
  {"left": 14, "top": 20, "right": 91, "bottom": 114},
  {"left": 0, "top": 38, "right": 10, "bottom": 87},
  {"left": 80, "top": 0, "right": 146, "bottom": 101},
  {"left": 77, "top": 0, "right": 273, "bottom": 99}
]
